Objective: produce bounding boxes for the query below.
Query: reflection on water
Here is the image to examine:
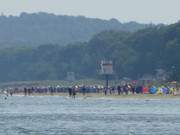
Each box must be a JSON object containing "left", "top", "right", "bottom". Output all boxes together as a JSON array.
[{"left": 0, "top": 96, "right": 180, "bottom": 135}]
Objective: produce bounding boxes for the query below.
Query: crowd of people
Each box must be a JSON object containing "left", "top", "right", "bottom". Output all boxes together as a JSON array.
[
  {"left": 2, "top": 82, "right": 179, "bottom": 97},
  {"left": 3, "top": 85, "right": 100, "bottom": 97}
]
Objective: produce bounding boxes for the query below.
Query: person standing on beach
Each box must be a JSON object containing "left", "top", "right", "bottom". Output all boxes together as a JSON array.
[
  {"left": 110, "top": 87, "right": 112, "bottom": 95},
  {"left": 24, "top": 88, "right": 27, "bottom": 96},
  {"left": 10, "top": 90, "right": 13, "bottom": 96},
  {"left": 117, "top": 85, "right": 121, "bottom": 95},
  {"left": 104, "top": 87, "right": 107, "bottom": 96},
  {"left": 124, "top": 84, "right": 129, "bottom": 95},
  {"left": 111, "top": 86, "right": 115, "bottom": 94},
  {"left": 82, "top": 85, "right": 86, "bottom": 96},
  {"left": 131, "top": 84, "right": 135, "bottom": 94},
  {"left": 72, "top": 87, "right": 76, "bottom": 99},
  {"left": 27, "top": 88, "right": 31, "bottom": 96},
  {"left": 68, "top": 87, "right": 72, "bottom": 97}
]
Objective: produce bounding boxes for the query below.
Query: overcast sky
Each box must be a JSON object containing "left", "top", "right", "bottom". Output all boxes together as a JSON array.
[{"left": 0, "top": 0, "right": 180, "bottom": 24}]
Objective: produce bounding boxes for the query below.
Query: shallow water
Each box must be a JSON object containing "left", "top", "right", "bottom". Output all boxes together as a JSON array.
[{"left": 0, "top": 96, "right": 180, "bottom": 135}]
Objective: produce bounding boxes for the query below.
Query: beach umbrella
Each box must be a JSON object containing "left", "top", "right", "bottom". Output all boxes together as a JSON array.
[
  {"left": 157, "top": 87, "right": 164, "bottom": 95},
  {"left": 149, "top": 86, "right": 157, "bottom": 94},
  {"left": 162, "top": 87, "right": 168, "bottom": 94},
  {"left": 143, "top": 87, "right": 149, "bottom": 94},
  {"left": 171, "top": 81, "right": 177, "bottom": 84}
]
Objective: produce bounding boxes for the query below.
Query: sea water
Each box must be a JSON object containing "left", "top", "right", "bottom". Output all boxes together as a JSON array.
[{"left": 0, "top": 96, "right": 180, "bottom": 135}]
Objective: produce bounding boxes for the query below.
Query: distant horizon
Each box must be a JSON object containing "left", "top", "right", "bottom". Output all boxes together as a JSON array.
[
  {"left": 0, "top": 11, "right": 176, "bottom": 25},
  {"left": 1, "top": 0, "right": 180, "bottom": 25}
]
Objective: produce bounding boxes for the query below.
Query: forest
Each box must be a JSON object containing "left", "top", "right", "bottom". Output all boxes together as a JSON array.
[
  {"left": 0, "top": 21, "right": 179, "bottom": 82},
  {"left": 0, "top": 12, "right": 148, "bottom": 47}
]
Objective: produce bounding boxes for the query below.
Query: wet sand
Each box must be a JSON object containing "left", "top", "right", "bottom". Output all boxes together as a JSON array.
[{"left": 11, "top": 92, "right": 180, "bottom": 99}]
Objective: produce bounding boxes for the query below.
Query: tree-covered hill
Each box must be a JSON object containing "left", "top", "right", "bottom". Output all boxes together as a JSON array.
[
  {"left": 0, "top": 12, "right": 149, "bottom": 48},
  {"left": 0, "top": 21, "right": 179, "bottom": 82}
]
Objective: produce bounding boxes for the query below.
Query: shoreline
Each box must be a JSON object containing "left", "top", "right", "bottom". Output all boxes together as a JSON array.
[{"left": 8, "top": 93, "right": 180, "bottom": 99}]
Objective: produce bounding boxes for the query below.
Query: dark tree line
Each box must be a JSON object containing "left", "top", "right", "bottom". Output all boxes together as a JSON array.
[{"left": 0, "top": 22, "right": 180, "bottom": 82}]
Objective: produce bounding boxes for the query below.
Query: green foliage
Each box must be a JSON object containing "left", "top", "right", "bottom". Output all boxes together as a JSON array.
[
  {"left": 0, "top": 12, "right": 148, "bottom": 48},
  {"left": 0, "top": 21, "right": 180, "bottom": 82}
]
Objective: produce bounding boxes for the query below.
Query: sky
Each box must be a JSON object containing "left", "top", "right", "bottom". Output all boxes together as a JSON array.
[{"left": 0, "top": 0, "right": 180, "bottom": 24}]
